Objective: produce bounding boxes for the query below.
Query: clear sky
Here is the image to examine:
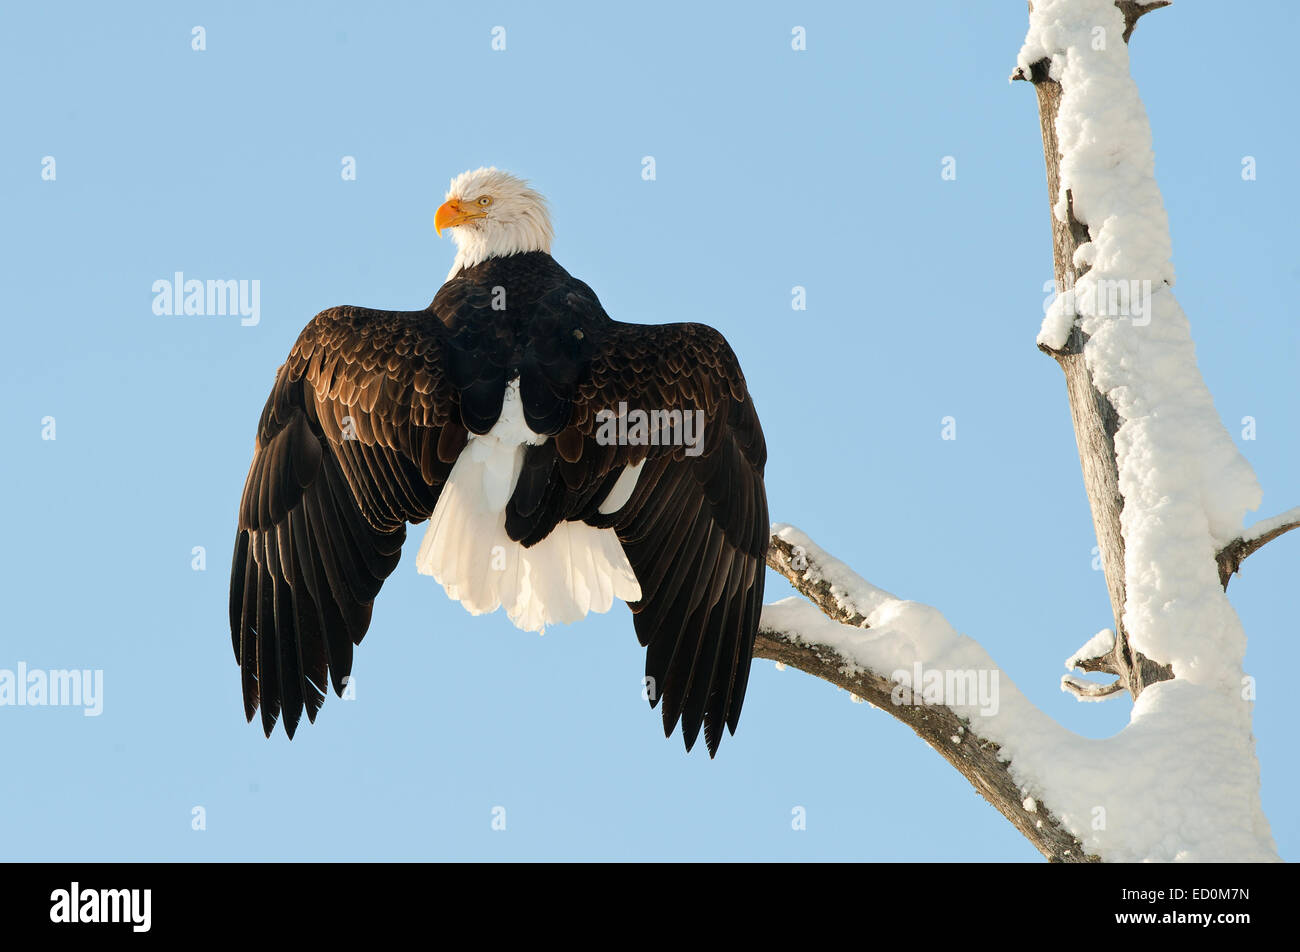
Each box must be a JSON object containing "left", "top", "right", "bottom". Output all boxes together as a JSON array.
[{"left": 1, "top": 1, "right": 1295, "bottom": 861}]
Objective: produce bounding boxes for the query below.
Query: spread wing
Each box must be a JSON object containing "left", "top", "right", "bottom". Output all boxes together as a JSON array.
[
  {"left": 229, "top": 306, "right": 463, "bottom": 738},
  {"left": 584, "top": 322, "right": 769, "bottom": 756},
  {"left": 492, "top": 284, "right": 769, "bottom": 756}
]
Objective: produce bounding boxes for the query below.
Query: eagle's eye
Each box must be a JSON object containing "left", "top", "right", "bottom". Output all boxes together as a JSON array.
[{"left": 476, "top": 196, "right": 493, "bottom": 207}]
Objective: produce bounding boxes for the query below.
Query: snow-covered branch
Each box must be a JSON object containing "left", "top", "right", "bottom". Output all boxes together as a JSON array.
[
  {"left": 1216, "top": 506, "right": 1300, "bottom": 589},
  {"left": 756, "top": 526, "right": 1097, "bottom": 863},
  {"left": 758, "top": 524, "right": 1277, "bottom": 862},
  {"left": 1060, "top": 629, "right": 1127, "bottom": 700}
]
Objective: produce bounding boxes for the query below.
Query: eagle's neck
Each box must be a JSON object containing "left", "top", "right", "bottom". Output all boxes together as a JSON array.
[{"left": 448, "top": 216, "right": 554, "bottom": 281}]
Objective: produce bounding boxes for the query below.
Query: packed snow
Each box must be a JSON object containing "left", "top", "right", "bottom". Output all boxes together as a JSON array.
[{"left": 1240, "top": 505, "right": 1300, "bottom": 545}]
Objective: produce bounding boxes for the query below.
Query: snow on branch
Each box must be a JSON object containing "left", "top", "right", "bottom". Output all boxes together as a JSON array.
[
  {"left": 756, "top": 527, "right": 1097, "bottom": 863},
  {"left": 1217, "top": 506, "right": 1300, "bottom": 589},
  {"left": 759, "top": 524, "right": 1278, "bottom": 861},
  {"left": 1060, "top": 629, "right": 1126, "bottom": 701}
]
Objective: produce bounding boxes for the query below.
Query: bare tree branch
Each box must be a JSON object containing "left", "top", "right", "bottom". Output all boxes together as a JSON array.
[
  {"left": 1117, "top": 0, "right": 1172, "bottom": 42},
  {"left": 1061, "top": 675, "right": 1126, "bottom": 699},
  {"left": 1217, "top": 506, "right": 1300, "bottom": 589}
]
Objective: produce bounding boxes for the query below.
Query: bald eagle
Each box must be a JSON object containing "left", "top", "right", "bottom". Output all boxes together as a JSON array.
[{"left": 230, "top": 168, "right": 768, "bottom": 755}]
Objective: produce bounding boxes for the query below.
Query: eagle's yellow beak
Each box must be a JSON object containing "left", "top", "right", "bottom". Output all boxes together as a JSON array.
[{"left": 435, "top": 198, "right": 485, "bottom": 235}]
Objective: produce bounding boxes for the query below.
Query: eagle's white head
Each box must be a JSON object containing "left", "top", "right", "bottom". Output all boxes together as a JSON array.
[{"left": 436, "top": 167, "right": 554, "bottom": 278}]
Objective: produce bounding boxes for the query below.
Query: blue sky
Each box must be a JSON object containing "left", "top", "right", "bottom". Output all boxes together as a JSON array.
[{"left": 1, "top": 1, "right": 1295, "bottom": 861}]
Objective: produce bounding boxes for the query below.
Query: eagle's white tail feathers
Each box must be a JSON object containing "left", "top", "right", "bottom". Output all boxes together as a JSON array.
[{"left": 415, "top": 384, "right": 641, "bottom": 631}]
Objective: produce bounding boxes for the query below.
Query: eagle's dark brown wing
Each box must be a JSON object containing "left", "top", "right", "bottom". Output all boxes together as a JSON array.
[
  {"left": 499, "top": 303, "right": 769, "bottom": 756},
  {"left": 586, "top": 323, "right": 768, "bottom": 756},
  {"left": 230, "top": 306, "right": 463, "bottom": 737}
]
